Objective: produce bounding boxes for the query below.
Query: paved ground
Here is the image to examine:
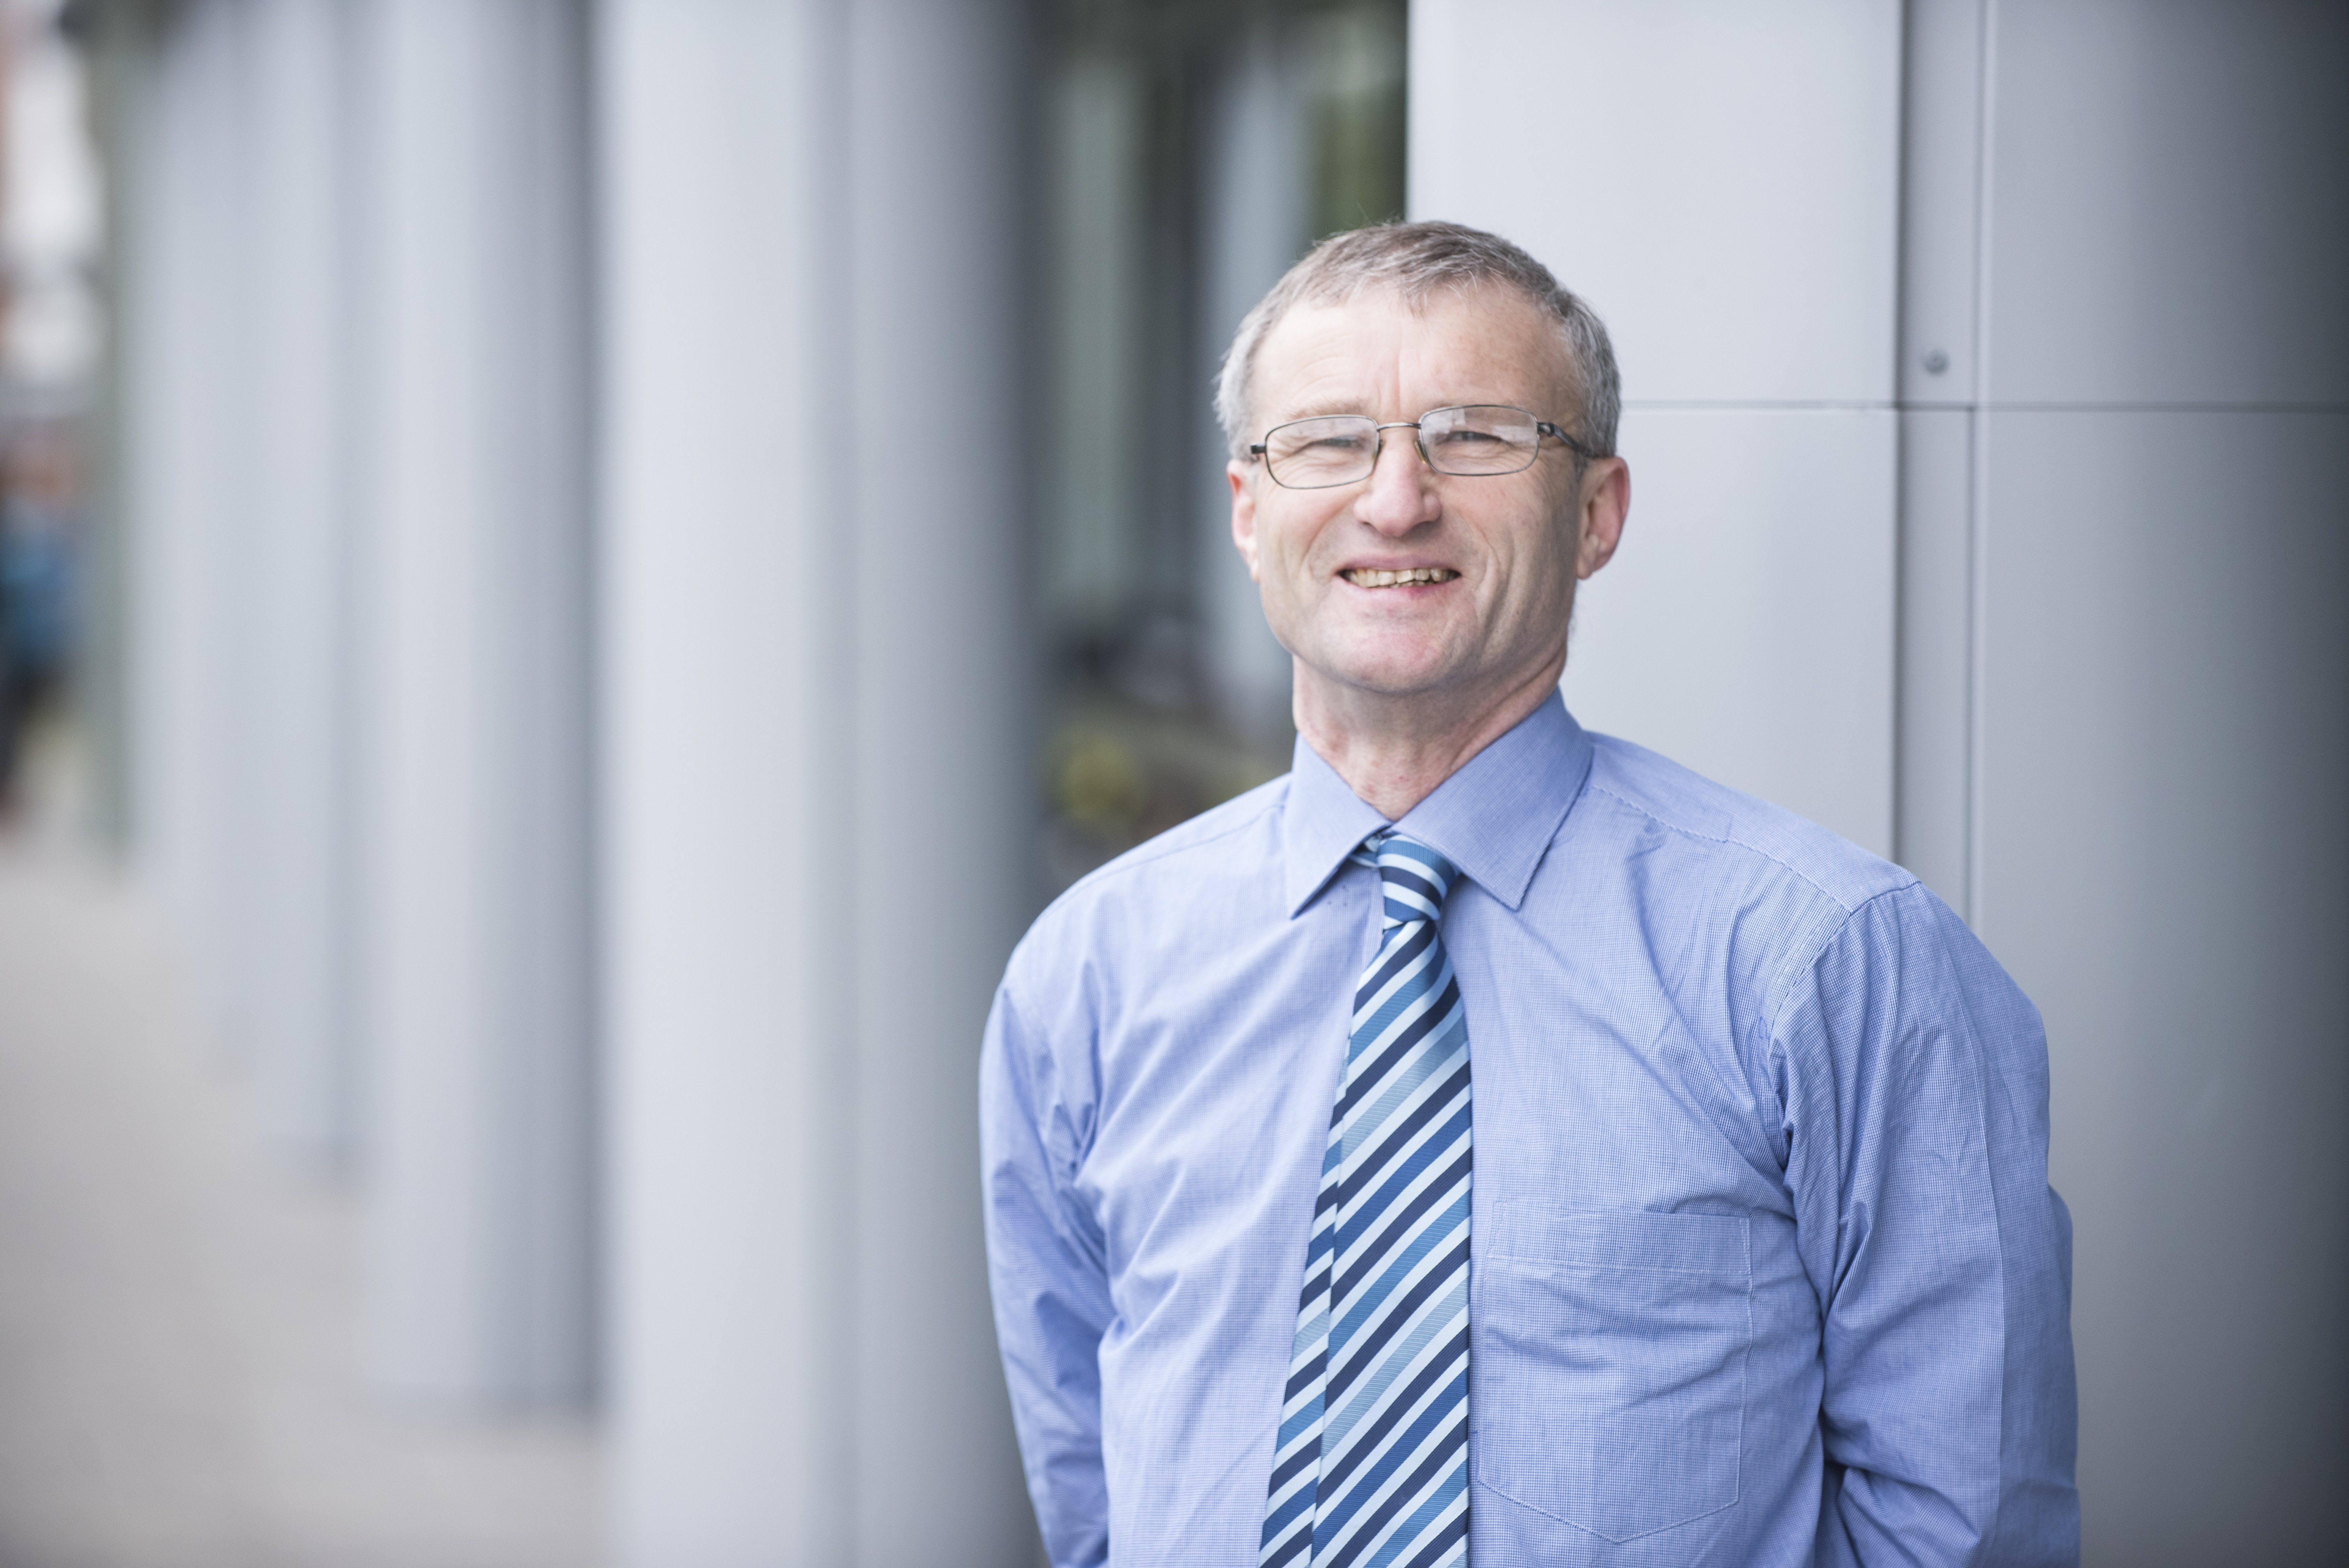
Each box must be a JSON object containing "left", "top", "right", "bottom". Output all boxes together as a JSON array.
[{"left": 0, "top": 752, "right": 602, "bottom": 1566}]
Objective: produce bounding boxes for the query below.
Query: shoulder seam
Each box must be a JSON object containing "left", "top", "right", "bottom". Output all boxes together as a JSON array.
[
  {"left": 1057, "top": 783, "right": 1288, "bottom": 899},
  {"left": 1583, "top": 776, "right": 1918, "bottom": 915},
  {"left": 1759, "top": 881, "right": 1929, "bottom": 1046}
]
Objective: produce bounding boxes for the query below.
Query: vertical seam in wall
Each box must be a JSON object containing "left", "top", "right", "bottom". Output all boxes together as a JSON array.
[
  {"left": 571, "top": 0, "right": 606, "bottom": 1405},
  {"left": 823, "top": 0, "right": 860, "bottom": 1558},
  {"left": 1965, "top": 0, "right": 1998, "bottom": 928},
  {"left": 1890, "top": 0, "right": 1911, "bottom": 870}
]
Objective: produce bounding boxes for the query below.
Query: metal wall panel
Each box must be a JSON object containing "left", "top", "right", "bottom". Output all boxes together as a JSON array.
[
  {"left": 1977, "top": 408, "right": 2349, "bottom": 1563},
  {"left": 1417, "top": 1, "right": 2349, "bottom": 1558},
  {"left": 1965, "top": 4, "right": 2349, "bottom": 1555},
  {"left": 1411, "top": 0, "right": 1903, "bottom": 404},
  {"left": 1985, "top": 0, "right": 2349, "bottom": 405},
  {"left": 1565, "top": 408, "right": 1897, "bottom": 856},
  {"left": 1411, "top": 0, "right": 1904, "bottom": 855}
]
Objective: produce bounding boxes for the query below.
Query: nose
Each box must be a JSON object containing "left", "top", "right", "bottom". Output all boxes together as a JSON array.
[{"left": 1356, "top": 424, "right": 1440, "bottom": 537}]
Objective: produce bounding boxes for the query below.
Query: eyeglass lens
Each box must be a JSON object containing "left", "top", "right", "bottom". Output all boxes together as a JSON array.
[{"left": 1262, "top": 405, "right": 1544, "bottom": 488}]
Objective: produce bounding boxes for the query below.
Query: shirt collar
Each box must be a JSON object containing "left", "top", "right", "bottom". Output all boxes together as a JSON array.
[{"left": 1281, "top": 689, "right": 1595, "bottom": 916}]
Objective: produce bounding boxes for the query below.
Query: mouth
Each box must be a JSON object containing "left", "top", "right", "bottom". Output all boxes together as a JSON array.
[{"left": 1340, "top": 566, "right": 1460, "bottom": 588}]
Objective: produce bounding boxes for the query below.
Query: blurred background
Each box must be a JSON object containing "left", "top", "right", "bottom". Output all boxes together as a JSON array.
[{"left": 0, "top": 1, "right": 2339, "bottom": 1565}]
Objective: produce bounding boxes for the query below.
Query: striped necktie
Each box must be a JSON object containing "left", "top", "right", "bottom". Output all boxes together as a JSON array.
[{"left": 1261, "top": 830, "right": 1472, "bottom": 1568}]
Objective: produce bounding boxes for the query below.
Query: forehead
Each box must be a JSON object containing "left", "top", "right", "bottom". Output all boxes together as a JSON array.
[{"left": 1252, "top": 284, "right": 1572, "bottom": 421}]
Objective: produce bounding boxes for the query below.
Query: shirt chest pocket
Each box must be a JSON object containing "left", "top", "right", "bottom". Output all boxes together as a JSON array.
[{"left": 1473, "top": 1205, "right": 1751, "bottom": 1543}]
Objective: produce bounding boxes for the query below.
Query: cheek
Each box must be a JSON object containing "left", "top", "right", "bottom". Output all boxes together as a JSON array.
[
  {"left": 1260, "top": 508, "right": 1329, "bottom": 577},
  {"left": 1486, "top": 531, "right": 1579, "bottom": 619}
]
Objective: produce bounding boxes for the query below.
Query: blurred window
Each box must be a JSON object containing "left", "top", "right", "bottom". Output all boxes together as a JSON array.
[{"left": 1037, "top": 0, "right": 1406, "bottom": 892}]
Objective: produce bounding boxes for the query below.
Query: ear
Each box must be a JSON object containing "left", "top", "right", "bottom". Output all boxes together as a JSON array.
[
  {"left": 1575, "top": 456, "right": 1630, "bottom": 580},
  {"left": 1228, "top": 459, "right": 1263, "bottom": 582}
]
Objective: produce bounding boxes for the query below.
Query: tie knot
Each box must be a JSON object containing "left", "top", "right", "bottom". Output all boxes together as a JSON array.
[{"left": 1362, "top": 830, "right": 1459, "bottom": 926}]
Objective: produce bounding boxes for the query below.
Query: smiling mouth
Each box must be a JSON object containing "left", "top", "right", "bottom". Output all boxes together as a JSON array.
[{"left": 1342, "top": 567, "right": 1460, "bottom": 588}]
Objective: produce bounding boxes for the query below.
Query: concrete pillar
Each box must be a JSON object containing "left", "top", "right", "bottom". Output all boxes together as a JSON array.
[
  {"left": 110, "top": 0, "right": 361, "bottom": 1163},
  {"left": 74, "top": 0, "right": 143, "bottom": 859},
  {"left": 241, "top": 0, "right": 357, "bottom": 1163},
  {"left": 600, "top": 2, "right": 853, "bottom": 1548},
  {"left": 121, "top": 0, "right": 252, "bottom": 1007},
  {"left": 600, "top": 0, "right": 1032, "bottom": 1559},
  {"left": 843, "top": 8, "right": 1035, "bottom": 1557},
  {"left": 357, "top": 0, "right": 596, "bottom": 1404}
]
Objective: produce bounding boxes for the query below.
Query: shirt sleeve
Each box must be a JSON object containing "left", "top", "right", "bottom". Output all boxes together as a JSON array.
[
  {"left": 1772, "top": 882, "right": 2080, "bottom": 1567},
  {"left": 979, "top": 974, "right": 1114, "bottom": 1568}
]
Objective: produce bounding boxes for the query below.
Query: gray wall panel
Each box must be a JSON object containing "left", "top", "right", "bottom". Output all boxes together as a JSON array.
[
  {"left": 1977, "top": 409, "right": 2349, "bottom": 1563},
  {"left": 1418, "top": 0, "right": 2349, "bottom": 1556},
  {"left": 1986, "top": 0, "right": 2349, "bottom": 406},
  {"left": 1413, "top": 1, "right": 1903, "bottom": 854},
  {"left": 1412, "top": 0, "right": 1902, "bottom": 404},
  {"left": 1565, "top": 408, "right": 1897, "bottom": 856}
]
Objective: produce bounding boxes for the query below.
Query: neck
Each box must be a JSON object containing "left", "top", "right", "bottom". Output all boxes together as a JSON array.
[{"left": 1294, "top": 654, "right": 1564, "bottom": 820}]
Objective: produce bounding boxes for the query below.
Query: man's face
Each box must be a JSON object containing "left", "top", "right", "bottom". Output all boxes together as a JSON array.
[{"left": 1228, "top": 285, "right": 1626, "bottom": 715}]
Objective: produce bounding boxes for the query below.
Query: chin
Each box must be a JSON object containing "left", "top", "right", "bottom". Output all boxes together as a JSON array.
[{"left": 1326, "top": 650, "right": 1465, "bottom": 698}]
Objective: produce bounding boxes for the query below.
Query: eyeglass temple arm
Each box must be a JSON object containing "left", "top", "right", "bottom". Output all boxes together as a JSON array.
[{"left": 1537, "top": 421, "right": 1598, "bottom": 460}]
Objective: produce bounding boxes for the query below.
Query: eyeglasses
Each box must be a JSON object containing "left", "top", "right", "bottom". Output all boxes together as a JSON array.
[{"left": 1248, "top": 404, "right": 1593, "bottom": 490}]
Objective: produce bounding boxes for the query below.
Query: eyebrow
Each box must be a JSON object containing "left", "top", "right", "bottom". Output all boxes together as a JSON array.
[
  {"left": 1274, "top": 399, "right": 1374, "bottom": 422},
  {"left": 1268, "top": 396, "right": 1520, "bottom": 424}
]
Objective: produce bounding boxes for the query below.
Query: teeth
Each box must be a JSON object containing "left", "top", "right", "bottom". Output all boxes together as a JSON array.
[{"left": 1344, "top": 567, "right": 1458, "bottom": 587}]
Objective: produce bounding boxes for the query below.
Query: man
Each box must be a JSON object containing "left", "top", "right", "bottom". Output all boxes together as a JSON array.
[{"left": 981, "top": 221, "right": 2077, "bottom": 1568}]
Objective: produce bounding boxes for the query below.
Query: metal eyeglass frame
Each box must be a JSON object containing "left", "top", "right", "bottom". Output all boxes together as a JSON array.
[{"left": 1247, "top": 404, "right": 1597, "bottom": 490}]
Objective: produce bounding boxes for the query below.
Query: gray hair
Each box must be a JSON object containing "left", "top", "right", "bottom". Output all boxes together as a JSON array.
[{"left": 1214, "top": 219, "right": 1620, "bottom": 461}]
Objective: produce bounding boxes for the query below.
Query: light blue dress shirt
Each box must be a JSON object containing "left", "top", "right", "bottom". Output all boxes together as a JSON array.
[{"left": 981, "top": 693, "right": 2078, "bottom": 1567}]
